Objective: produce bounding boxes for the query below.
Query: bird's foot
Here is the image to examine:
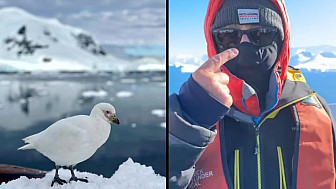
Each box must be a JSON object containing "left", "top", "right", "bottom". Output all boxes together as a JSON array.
[
  {"left": 51, "top": 176, "right": 67, "bottom": 187},
  {"left": 69, "top": 176, "right": 89, "bottom": 183}
]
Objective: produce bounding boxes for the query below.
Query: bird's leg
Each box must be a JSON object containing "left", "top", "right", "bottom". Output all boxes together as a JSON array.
[
  {"left": 51, "top": 165, "right": 67, "bottom": 187},
  {"left": 69, "top": 165, "right": 88, "bottom": 183}
]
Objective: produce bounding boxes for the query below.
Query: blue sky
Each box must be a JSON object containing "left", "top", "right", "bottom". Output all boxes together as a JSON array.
[{"left": 170, "top": 0, "right": 336, "bottom": 56}]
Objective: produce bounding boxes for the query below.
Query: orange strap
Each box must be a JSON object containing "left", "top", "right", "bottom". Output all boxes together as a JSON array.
[{"left": 296, "top": 102, "right": 335, "bottom": 189}]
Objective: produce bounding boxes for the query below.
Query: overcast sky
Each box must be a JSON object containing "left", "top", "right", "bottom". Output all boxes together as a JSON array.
[{"left": 0, "top": 0, "right": 166, "bottom": 45}]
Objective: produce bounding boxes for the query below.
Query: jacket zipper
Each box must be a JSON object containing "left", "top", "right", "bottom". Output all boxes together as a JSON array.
[
  {"left": 254, "top": 125, "right": 261, "bottom": 189},
  {"left": 253, "top": 92, "right": 315, "bottom": 189}
]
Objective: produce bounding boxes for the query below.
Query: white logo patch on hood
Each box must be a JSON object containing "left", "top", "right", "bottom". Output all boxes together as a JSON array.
[{"left": 238, "top": 9, "right": 260, "bottom": 24}]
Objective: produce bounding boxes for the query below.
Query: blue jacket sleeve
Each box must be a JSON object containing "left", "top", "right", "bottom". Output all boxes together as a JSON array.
[
  {"left": 169, "top": 76, "right": 230, "bottom": 189},
  {"left": 178, "top": 76, "right": 230, "bottom": 128}
]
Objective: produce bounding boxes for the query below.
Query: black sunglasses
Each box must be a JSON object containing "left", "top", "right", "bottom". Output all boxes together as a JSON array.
[{"left": 212, "top": 27, "right": 279, "bottom": 51}]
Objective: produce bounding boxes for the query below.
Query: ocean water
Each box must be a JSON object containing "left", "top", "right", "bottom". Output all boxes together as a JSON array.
[
  {"left": 301, "top": 71, "right": 336, "bottom": 103},
  {"left": 0, "top": 72, "right": 166, "bottom": 177},
  {"left": 169, "top": 65, "right": 191, "bottom": 95},
  {"left": 124, "top": 45, "right": 165, "bottom": 58}
]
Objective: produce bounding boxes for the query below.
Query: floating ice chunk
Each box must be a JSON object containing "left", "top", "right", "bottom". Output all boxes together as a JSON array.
[
  {"left": 158, "top": 82, "right": 166, "bottom": 87},
  {"left": 106, "top": 81, "right": 114, "bottom": 85},
  {"left": 0, "top": 81, "right": 11, "bottom": 85},
  {"left": 160, "top": 122, "right": 166, "bottom": 128},
  {"left": 151, "top": 109, "right": 165, "bottom": 118},
  {"left": 19, "top": 99, "right": 28, "bottom": 104},
  {"left": 81, "top": 90, "right": 108, "bottom": 98},
  {"left": 116, "top": 91, "right": 133, "bottom": 98},
  {"left": 120, "top": 78, "right": 136, "bottom": 84},
  {"left": 131, "top": 123, "right": 137, "bottom": 128},
  {"left": 140, "top": 78, "right": 150, "bottom": 82}
]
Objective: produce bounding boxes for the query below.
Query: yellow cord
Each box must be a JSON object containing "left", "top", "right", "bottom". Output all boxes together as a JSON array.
[
  {"left": 234, "top": 150, "right": 240, "bottom": 189},
  {"left": 277, "top": 147, "right": 287, "bottom": 189}
]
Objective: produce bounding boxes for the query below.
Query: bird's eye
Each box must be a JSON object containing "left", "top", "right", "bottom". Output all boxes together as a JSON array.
[{"left": 106, "top": 111, "right": 110, "bottom": 114}]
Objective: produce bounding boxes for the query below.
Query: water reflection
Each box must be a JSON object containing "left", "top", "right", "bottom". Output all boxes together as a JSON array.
[{"left": 0, "top": 72, "right": 166, "bottom": 177}]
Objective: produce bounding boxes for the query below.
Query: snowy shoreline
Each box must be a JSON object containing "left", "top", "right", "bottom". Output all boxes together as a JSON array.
[{"left": 0, "top": 158, "right": 166, "bottom": 189}]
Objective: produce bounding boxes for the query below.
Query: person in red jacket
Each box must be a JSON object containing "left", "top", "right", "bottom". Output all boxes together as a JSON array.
[{"left": 169, "top": 0, "right": 336, "bottom": 189}]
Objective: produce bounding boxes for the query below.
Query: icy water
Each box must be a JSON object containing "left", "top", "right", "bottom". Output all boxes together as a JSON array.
[{"left": 0, "top": 71, "right": 166, "bottom": 177}]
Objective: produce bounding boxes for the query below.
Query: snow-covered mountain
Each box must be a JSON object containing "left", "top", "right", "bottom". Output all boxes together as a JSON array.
[
  {"left": 170, "top": 45, "right": 336, "bottom": 72},
  {"left": 0, "top": 7, "right": 164, "bottom": 72},
  {"left": 169, "top": 54, "right": 208, "bottom": 73},
  {"left": 289, "top": 46, "right": 336, "bottom": 72}
]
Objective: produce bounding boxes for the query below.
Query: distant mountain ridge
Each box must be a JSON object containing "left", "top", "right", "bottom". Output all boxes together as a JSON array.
[
  {"left": 0, "top": 7, "right": 164, "bottom": 72},
  {"left": 170, "top": 45, "right": 336, "bottom": 72},
  {"left": 289, "top": 46, "right": 336, "bottom": 71}
]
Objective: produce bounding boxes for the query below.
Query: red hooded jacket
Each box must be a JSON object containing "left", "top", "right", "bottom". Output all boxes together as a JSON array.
[
  {"left": 205, "top": 0, "right": 290, "bottom": 118},
  {"left": 187, "top": 0, "right": 336, "bottom": 189}
]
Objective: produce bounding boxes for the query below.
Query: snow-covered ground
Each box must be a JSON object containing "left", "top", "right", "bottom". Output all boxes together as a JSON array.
[
  {"left": 0, "top": 7, "right": 165, "bottom": 72},
  {"left": 0, "top": 158, "right": 165, "bottom": 189}
]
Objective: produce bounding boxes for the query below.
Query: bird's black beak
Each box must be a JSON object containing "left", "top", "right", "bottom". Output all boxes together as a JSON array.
[
  {"left": 113, "top": 118, "right": 120, "bottom": 124},
  {"left": 109, "top": 115, "right": 120, "bottom": 125}
]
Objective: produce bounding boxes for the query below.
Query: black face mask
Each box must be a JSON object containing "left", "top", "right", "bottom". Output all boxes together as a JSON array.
[{"left": 224, "top": 42, "right": 279, "bottom": 110}]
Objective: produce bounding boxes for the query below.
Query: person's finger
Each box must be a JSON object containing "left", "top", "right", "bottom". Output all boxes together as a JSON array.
[
  {"left": 201, "top": 48, "right": 239, "bottom": 72},
  {"left": 219, "top": 84, "right": 230, "bottom": 94},
  {"left": 213, "top": 72, "right": 229, "bottom": 85},
  {"left": 212, "top": 83, "right": 233, "bottom": 107}
]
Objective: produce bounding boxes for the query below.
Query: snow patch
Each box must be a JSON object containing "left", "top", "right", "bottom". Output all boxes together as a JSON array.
[
  {"left": 295, "top": 48, "right": 306, "bottom": 54},
  {"left": 295, "top": 54, "right": 336, "bottom": 72},
  {"left": 137, "top": 63, "right": 165, "bottom": 71},
  {"left": 297, "top": 53, "right": 311, "bottom": 62},
  {"left": 0, "top": 158, "right": 165, "bottom": 189}
]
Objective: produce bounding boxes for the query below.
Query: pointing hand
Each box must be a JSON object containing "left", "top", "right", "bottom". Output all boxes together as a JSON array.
[{"left": 192, "top": 48, "right": 239, "bottom": 107}]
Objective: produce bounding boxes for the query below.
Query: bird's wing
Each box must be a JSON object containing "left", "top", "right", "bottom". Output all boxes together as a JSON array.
[{"left": 29, "top": 115, "right": 93, "bottom": 154}]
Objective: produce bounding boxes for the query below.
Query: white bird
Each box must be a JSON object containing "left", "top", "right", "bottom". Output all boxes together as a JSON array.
[{"left": 18, "top": 103, "right": 120, "bottom": 186}]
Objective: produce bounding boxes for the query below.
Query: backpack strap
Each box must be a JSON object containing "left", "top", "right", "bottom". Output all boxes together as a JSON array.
[{"left": 315, "top": 93, "right": 336, "bottom": 184}]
